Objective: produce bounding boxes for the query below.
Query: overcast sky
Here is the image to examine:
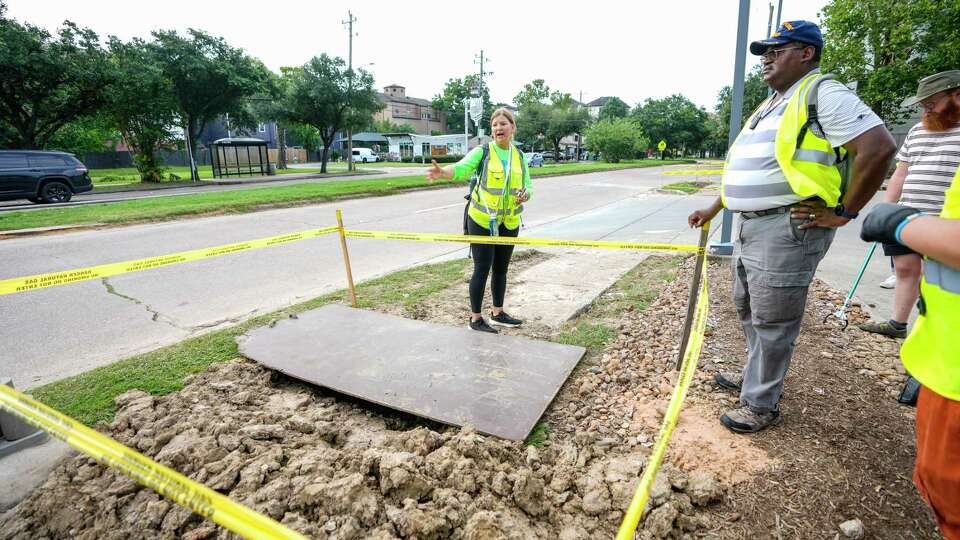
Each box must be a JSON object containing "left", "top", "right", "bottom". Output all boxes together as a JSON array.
[{"left": 7, "top": 0, "right": 827, "bottom": 111}]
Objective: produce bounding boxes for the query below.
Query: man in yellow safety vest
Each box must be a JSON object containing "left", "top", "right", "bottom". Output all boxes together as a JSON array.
[{"left": 688, "top": 20, "right": 896, "bottom": 433}]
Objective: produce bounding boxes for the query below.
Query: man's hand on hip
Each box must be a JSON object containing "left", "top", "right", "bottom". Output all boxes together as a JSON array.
[{"left": 793, "top": 200, "right": 850, "bottom": 230}]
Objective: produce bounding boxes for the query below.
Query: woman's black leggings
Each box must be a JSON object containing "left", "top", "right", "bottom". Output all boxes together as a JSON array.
[{"left": 466, "top": 217, "right": 519, "bottom": 313}]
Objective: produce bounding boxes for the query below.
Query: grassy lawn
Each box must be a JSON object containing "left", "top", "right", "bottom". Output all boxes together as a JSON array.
[
  {"left": 91, "top": 165, "right": 335, "bottom": 188},
  {"left": 530, "top": 159, "right": 693, "bottom": 177},
  {"left": 0, "top": 174, "right": 455, "bottom": 231},
  {"left": 660, "top": 181, "right": 715, "bottom": 194},
  {"left": 30, "top": 258, "right": 472, "bottom": 426}
]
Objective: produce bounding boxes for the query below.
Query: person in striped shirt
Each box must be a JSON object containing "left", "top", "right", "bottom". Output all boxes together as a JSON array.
[
  {"left": 860, "top": 70, "right": 960, "bottom": 339},
  {"left": 687, "top": 20, "right": 896, "bottom": 433}
]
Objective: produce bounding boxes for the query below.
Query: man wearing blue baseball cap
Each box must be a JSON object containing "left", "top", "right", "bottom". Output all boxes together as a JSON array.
[{"left": 688, "top": 21, "right": 897, "bottom": 433}]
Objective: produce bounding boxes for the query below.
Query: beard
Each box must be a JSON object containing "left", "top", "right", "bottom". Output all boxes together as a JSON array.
[{"left": 922, "top": 99, "right": 960, "bottom": 132}]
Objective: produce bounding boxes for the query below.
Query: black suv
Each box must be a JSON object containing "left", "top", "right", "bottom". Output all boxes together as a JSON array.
[{"left": 0, "top": 150, "right": 93, "bottom": 204}]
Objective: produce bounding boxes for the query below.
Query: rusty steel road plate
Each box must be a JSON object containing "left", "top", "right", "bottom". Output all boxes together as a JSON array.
[{"left": 238, "top": 304, "right": 585, "bottom": 441}]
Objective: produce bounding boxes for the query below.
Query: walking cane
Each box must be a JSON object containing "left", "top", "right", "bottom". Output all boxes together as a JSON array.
[{"left": 824, "top": 241, "right": 879, "bottom": 329}]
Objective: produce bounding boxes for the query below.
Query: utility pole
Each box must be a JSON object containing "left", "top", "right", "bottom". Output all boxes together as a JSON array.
[
  {"left": 709, "top": 0, "right": 750, "bottom": 257},
  {"left": 474, "top": 50, "right": 492, "bottom": 138},
  {"left": 577, "top": 90, "right": 583, "bottom": 161},
  {"left": 343, "top": 11, "right": 357, "bottom": 172}
]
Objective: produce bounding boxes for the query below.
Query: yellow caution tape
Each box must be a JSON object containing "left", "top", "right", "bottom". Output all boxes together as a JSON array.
[
  {"left": 344, "top": 230, "right": 700, "bottom": 253},
  {"left": 0, "top": 226, "right": 339, "bottom": 296},
  {"left": 0, "top": 384, "right": 307, "bottom": 539},
  {"left": 662, "top": 170, "right": 724, "bottom": 175},
  {"left": 616, "top": 256, "right": 710, "bottom": 539}
]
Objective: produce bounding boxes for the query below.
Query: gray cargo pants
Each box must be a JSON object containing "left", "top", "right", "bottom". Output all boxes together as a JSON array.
[{"left": 732, "top": 210, "right": 835, "bottom": 413}]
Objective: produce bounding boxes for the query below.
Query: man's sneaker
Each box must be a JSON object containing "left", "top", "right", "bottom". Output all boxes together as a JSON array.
[
  {"left": 858, "top": 320, "right": 907, "bottom": 339},
  {"left": 468, "top": 318, "right": 498, "bottom": 334},
  {"left": 720, "top": 406, "right": 782, "bottom": 433},
  {"left": 489, "top": 311, "right": 523, "bottom": 327},
  {"left": 714, "top": 372, "right": 742, "bottom": 392},
  {"left": 879, "top": 274, "right": 897, "bottom": 289}
]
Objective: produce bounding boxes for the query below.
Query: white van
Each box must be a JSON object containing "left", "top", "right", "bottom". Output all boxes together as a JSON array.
[{"left": 351, "top": 148, "right": 380, "bottom": 163}]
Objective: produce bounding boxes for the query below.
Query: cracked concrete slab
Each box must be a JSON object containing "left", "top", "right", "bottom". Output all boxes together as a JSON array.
[{"left": 507, "top": 249, "right": 650, "bottom": 327}]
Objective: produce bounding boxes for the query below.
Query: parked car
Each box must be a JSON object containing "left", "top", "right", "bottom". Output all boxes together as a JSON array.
[
  {"left": 526, "top": 152, "right": 544, "bottom": 167},
  {"left": 0, "top": 150, "right": 93, "bottom": 204},
  {"left": 541, "top": 150, "right": 559, "bottom": 161},
  {"left": 351, "top": 148, "right": 380, "bottom": 163}
]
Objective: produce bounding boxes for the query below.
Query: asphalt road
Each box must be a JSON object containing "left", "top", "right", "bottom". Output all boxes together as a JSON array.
[{"left": 0, "top": 163, "right": 896, "bottom": 389}]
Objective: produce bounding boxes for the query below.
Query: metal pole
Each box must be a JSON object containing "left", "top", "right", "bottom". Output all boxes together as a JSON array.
[
  {"left": 336, "top": 209, "right": 358, "bottom": 308},
  {"left": 775, "top": 0, "right": 783, "bottom": 28},
  {"left": 464, "top": 97, "right": 469, "bottom": 152},
  {"left": 344, "top": 11, "right": 356, "bottom": 173},
  {"left": 709, "top": 0, "right": 750, "bottom": 257},
  {"left": 184, "top": 125, "right": 199, "bottom": 182},
  {"left": 577, "top": 90, "right": 583, "bottom": 161}
]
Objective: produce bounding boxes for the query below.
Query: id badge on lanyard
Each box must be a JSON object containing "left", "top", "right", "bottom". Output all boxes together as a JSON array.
[{"left": 488, "top": 147, "right": 512, "bottom": 236}]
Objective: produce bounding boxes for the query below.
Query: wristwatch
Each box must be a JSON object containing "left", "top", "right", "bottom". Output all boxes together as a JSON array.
[{"left": 834, "top": 204, "right": 859, "bottom": 219}]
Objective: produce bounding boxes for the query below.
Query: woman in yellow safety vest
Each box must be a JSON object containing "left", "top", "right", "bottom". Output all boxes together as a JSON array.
[
  {"left": 427, "top": 108, "right": 533, "bottom": 334},
  {"left": 861, "top": 168, "right": 960, "bottom": 539}
]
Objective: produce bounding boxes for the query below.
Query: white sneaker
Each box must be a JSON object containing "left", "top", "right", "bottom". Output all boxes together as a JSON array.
[{"left": 879, "top": 275, "right": 897, "bottom": 289}]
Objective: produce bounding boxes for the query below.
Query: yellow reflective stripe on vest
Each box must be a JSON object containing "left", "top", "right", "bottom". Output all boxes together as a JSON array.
[{"left": 924, "top": 259, "right": 960, "bottom": 294}]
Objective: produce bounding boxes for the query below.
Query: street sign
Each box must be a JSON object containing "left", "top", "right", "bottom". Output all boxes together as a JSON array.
[
  {"left": 469, "top": 97, "right": 483, "bottom": 124},
  {"left": 657, "top": 140, "right": 667, "bottom": 151}
]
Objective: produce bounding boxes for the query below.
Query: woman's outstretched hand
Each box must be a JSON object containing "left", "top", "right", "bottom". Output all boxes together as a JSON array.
[{"left": 426, "top": 160, "right": 444, "bottom": 183}]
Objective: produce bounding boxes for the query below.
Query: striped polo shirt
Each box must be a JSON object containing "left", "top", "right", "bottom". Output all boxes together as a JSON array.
[
  {"left": 723, "top": 69, "right": 882, "bottom": 211},
  {"left": 896, "top": 123, "right": 960, "bottom": 212}
]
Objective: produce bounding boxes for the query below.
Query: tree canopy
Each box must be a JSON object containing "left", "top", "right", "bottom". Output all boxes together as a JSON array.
[
  {"left": 632, "top": 95, "right": 709, "bottom": 157},
  {"left": 0, "top": 13, "right": 115, "bottom": 149},
  {"left": 432, "top": 74, "right": 492, "bottom": 135},
  {"left": 821, "top": 0, "right": 960, "bottom": 124},
  {"left": 281, "top": 54, "right": 382, "bottom": 172},
  {"left": 598, "top": 97, "right": 630, "bottom": 121}
]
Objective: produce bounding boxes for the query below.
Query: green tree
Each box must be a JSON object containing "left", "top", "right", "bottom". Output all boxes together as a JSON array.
[
  {"left": 150, "top": 29, "right": 272, "bottom": 180},
  {"left": 513, "top": 79, "right": 551, "bottom": 108},
  {"left": 632, "top": 94, "right": 709, "bottom": 158},
  {"left": 45, "top": 115, "right": 118, "bottom": 159},
  {"left": 103, "top": 37, "right": 179, "bottom": 181},
  {"left": 821, "top": 0, "right": 960, "bottom": 125},
  {"left": 432, "top": 74, "right": 492, "bottom": 135},
  {"left": 598, "top": 97, "right": 630, "bottom": 121},
  {"left": 584, "top": 118, "right": 648, "bottom": 163},
  {"left": 0, "top": 12, "right": 115, "bottom": 149},
  {"left": 281, "top": 55, "right": 382, "bottom": 173},
  {"left": 371, "top": 118, "right": 416, "bottom": 133},
  {"left": 286, "top": 123, "right": 320, "bottom": 153},
  {"left": 517, "top": 100, "right": 590, "bottom": 158},
  {"left": 714, "top": 64, "right": 768, "bottom": 141}
]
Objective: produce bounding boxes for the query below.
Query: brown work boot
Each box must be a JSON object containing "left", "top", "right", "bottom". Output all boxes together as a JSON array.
[
  {"left": 858, "top": 320, "right": 907, "bottom": 339},
  {"left": 714, "top": 372, "right": 742, "bottom": 392},
  {"left": 720, "top": 406, "right": 782, "bottom": 433}
]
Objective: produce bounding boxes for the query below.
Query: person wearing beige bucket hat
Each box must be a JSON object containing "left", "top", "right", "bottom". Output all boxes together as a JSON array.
[{"left": 860, "top": 70, "right": 960, "bottom": 340}]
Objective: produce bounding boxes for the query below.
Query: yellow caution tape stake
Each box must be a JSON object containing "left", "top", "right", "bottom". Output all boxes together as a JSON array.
[{"left": 0, "top": 384, "right": 307, "bottom": 539}]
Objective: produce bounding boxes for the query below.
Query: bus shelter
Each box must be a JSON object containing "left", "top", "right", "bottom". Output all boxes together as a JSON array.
[{"left": 211, "top": 137, "right": 270, "bottom": 178}]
